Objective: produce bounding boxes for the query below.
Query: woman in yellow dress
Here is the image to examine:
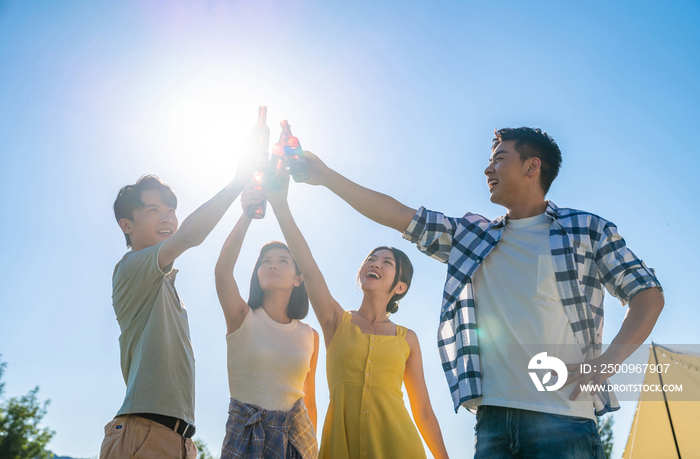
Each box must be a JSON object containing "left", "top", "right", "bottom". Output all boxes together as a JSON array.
[{"left": 247, "top": 175, "right": 450, "bottom": 459}]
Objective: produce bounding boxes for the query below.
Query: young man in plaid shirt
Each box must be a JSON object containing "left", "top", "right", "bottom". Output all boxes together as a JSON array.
[{"left": 300, "top": 127, "right": 664, "bottom": 458}]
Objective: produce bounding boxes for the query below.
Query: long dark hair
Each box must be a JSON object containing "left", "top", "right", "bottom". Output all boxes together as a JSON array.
[
  {"left": 248, "top": 241, "right": 309, "bottom": 320},
  {"left": 358, "top": 246, "right": 413, "bottom": 314}
]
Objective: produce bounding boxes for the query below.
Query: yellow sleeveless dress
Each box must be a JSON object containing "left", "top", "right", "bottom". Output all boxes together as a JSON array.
[{"left": 319, "top": 311, "right": 426, "bottom": 459}]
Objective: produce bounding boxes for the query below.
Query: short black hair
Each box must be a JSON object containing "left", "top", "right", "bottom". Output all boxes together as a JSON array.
[
  {"left": 248, "top": 241, "right": 309, "bottom": 320},
  {"left": 358, "top": 246, "right": 413, "bottom": 314},
  {"left": 492, "top": 127, "right": 562, "bottom": 195},
  {"left": 113, "top": 175, "right": 177, "bottom": 248}
]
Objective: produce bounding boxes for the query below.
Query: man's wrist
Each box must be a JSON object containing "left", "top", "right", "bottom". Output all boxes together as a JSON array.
[
  {"left": 323, "top": 168, "right": 343, "bottom": 191},
  {"left": 602, "top": 343, "right": 639, "bottom": 366}
]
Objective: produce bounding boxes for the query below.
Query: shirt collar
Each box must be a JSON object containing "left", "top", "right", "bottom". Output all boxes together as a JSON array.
[
  {"left": 492, "top": 200, "right": 559, "bottom": 229},
  {"left": 545, "top": 200, "right": 560, "bottom": 218}
]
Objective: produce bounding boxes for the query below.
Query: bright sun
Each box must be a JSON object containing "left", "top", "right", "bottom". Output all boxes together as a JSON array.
[{"left": 147, "top": 65, "right": 297, "bottom": 190}]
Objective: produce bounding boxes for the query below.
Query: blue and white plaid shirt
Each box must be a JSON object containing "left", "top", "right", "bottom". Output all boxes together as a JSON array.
[
  {"left": 220, "top": 397, "right": 317, "bottom": 459},
  {"left": 403, "top": 201, "right": 661, "bottom": 416}
]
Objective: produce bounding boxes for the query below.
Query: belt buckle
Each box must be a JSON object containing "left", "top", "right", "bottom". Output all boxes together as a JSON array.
[{"left": 182, "top": 423, "right": 196, "bottom": 439}]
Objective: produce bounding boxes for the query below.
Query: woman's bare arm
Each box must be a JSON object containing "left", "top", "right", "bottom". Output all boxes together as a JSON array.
[
  {"left": 404, "top": 329, "right": 450, "bottom": 459},
  {"left": 214, "top": 213, "right": 253, "bottom": 335},
  {"left": 256, "top": 179, "right": 345, "bottom": 346}
]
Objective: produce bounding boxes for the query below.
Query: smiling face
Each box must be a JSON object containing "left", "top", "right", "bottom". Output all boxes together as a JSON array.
[
  {"left": 357, "top": 246, "right": 413, "bottom": 314},
  {"left": 359, "top": 249, "right": 401, "bottom": 294},
  {"left": 256, "top": 247, "right": 302, "bottom": 292},
  {"left": 484, "top": 140, "right": 541, "bottom": 209},
  {"left": 119, "top": 189, "right": 178, "bottom": 252}
]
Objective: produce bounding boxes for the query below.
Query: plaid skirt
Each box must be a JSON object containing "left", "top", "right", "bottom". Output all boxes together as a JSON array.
[{"left": 220, "top": 397, "right": 318, "bottom": 459}]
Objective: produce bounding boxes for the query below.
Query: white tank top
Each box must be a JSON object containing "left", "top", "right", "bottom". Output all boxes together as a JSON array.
[{"left": 226, "top": 307, "right": 315, "bottom": 411}]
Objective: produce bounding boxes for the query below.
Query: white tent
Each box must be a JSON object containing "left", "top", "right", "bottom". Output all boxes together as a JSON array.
[{"left": 622, "top": 343, "right": 700, "bottom": 458}]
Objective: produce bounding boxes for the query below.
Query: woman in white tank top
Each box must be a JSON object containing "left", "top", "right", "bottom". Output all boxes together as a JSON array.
[{"left": 214, "top": 196, "right": 320, "bottom": 459}]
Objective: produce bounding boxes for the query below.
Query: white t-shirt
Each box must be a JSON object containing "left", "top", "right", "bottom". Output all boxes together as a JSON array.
[
  {"left": 226, "top": 307, "right": 315, "bottom": 412},
  {"left": 468, "top": 213, "right": 595, "bottom": 419}
]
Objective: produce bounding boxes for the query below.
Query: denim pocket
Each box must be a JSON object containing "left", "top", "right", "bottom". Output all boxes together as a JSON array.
[
  {"left": 549, "top": 412, "right": 597, "bottom": 434},
  {"left": 474, "top": 405, "right": 487, "bottom": 431}
]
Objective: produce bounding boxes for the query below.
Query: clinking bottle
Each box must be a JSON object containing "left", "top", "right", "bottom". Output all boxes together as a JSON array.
[
  {"left": 279, "top": 120, "right": 310, "bottom": 183},
  {"left": 269, "top": 129, "right": 288, "bottom": 190},
  {"left": 247, "top": 106, "right": 270, "bottom": 219}
]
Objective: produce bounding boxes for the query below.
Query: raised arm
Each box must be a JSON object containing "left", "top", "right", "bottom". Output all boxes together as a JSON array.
[
  {"left": 253, "top": 179, "right": 344, "bottom": 346},
  {"left": 214, "top": 213, "right": 254, "bottom": 335},
  {"left": 404, "top": 330, "right": 450, "bottom": 459},
  {"left": 158, "top": 156, "right": 255, "bottom": 269},
  {"left": 303, "top": 151, "right": 416, "bottom": 233}
]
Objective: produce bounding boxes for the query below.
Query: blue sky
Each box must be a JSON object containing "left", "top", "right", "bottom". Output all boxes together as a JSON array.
[{"left": 1, "top": 1, "right": 698, "bottom": 457}]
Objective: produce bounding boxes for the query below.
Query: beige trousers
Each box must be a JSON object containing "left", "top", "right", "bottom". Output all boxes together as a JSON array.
[{"left": 100, "top": 415, "right": 196, "bottom": 459}]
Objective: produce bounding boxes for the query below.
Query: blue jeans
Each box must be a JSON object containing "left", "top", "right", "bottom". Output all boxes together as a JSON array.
[{"left": 474, "top": 405, "right": 605, "bottom": 459}]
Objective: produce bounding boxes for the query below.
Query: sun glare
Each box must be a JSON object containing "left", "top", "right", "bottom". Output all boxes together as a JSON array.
[{"left": 148, "top": 66, "right": 298, "bottom": 191}]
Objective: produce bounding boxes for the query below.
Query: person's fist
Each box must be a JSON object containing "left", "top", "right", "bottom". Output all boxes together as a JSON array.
[
  {"left": 301, "top": 151, "right": 329, "bottom": 186},
  {"left": 241, "top": 184, "right": 265, "bottom": 210}
]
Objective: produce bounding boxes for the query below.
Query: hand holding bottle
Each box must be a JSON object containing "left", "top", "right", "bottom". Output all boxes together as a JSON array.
[
  {"left": 298, "top": 150, "right": 331, "bottom": 187},
  {"left": 262, "top": 166, "right": 290, "bottom": 209},
  {"left": 241, "top": 184, "right": 265, "bottom": 214}
]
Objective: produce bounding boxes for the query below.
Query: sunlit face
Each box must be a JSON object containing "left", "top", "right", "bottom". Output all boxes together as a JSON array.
[
  {"left": 359, "top": 249, "right": 399, "bottom": 294},
  {"left": 484, "top": 140, "right": 530, "bottom": 208},
  {"left": 257, "top": 248, "right": 302, "bottom": 292},
  {"left": 121, "top": 189, "right": 178, "bottom": 251}
]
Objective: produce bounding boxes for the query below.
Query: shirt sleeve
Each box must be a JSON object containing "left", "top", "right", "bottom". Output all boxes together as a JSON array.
[
  {"left": 115, "top": 241, "right": 173, "bottom": 291},
  {"left": 402, "top": 206, "right": 461, "bottom": 264},
  {"left": 594, "top": 220, "right": 662, "bottom": 306}
]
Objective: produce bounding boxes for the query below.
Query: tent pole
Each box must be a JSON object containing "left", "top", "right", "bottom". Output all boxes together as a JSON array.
[{"left": 652, "top": 342, "right": 682, "bottom": 459}]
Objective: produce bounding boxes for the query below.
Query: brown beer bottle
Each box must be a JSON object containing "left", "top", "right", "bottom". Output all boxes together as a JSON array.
[
  {"left": 247, "top": 106, "right": 270, "bottom": 219},
  {"left": 269, "top": 129, "right": 288, "bottom": 189},
  {"left": 280, "top": 120, "right": 310, "bottom": 183}
]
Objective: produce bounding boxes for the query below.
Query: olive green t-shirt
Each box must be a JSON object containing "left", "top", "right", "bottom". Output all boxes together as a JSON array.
[{"left": 112, "top": 241, "right": 195, "bottom": 423}]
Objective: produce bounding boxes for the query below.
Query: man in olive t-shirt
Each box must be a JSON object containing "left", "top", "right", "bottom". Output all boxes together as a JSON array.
[
  {"left": 112, "top": 240, "right": 195, "bottom": 423},
  {"left": 101, "top": 169, "right": 251, "bottom": 458}
]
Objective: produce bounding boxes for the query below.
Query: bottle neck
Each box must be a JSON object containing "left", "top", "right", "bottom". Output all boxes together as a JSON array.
[
  {"left": 256, "top": 106, "right": 268, "bottom": 127},
  {"left": 280, "top": 120, "right": 292, "bottom": 137},
  {"left": 280, "top": 120, "right": 299, "bottom": 147}
]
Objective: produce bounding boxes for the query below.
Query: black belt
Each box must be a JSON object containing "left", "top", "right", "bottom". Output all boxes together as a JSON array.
[{"left": 134, "top": 413, "right": 196, "bottom": 439}]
